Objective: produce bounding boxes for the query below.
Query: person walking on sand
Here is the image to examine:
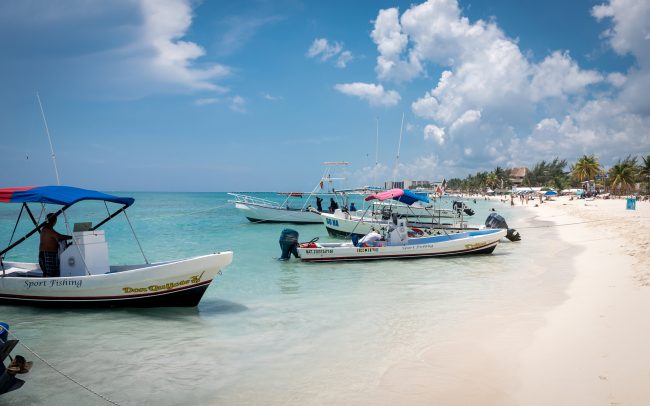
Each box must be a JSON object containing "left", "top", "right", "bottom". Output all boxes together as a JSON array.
[{"left": 39, "top": 213, "right": 71, "bottom": 278}]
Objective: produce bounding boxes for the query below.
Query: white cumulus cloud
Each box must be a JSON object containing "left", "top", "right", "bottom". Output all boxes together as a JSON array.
[
  {"left": 140, "top": 0, "right": 230, "bottom": 92},
  {"left": 424, "top": 124, "right": 445, "bottom": 144},
  {"left": 307, "top": 38, "right": 354, "bottom": 68},
  {"left": 334, "top": 82, "right": 401, "bottom": 106}
]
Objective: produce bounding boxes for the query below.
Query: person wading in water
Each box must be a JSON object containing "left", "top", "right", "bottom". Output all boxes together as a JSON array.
[{"left": 39, "top": 213, "right": 71, "bottom": 277}]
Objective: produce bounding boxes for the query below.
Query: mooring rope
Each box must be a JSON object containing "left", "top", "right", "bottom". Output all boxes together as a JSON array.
[
  {"left": 6, "top": 330, "right": 120, "bottom": 406},
  {"left": 516, "top": 218, "right": 616, "bottom": 230}
]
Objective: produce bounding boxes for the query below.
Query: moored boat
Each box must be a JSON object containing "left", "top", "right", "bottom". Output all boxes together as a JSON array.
[
  {"left": 320, "top": 188, "right": 481, "bottom": 238},
  {"left": 295, "top": 228, "right": 507, "bottom": 262},
  {"left": 0, "top": 186, "right": 232, "bottom": 308},
  {"left": 229, "top": 162, "right": 349, "bottom": 224}
]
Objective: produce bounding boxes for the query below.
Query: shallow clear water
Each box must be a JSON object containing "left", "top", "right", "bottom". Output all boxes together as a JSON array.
[{"left": 0, "top": 193, "right": 569, "bottom": 405}]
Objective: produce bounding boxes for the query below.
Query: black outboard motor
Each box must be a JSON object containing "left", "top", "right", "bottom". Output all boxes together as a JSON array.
[
  {"left": 279, "top": 229, "right": 300, "bottom": 260},
  {"left": 453, "top": 201, "right": 475, "bottom": 216},
  {"left": 485, "top": 213, "right": 521, "bottom": 242}
]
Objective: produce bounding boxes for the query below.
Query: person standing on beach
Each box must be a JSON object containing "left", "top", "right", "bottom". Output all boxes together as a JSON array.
[{"left": 38, "top": 213, "right": 71, "bottom": 277}]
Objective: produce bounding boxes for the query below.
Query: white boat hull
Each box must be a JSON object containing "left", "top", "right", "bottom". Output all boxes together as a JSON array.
[
  {"left": 0, "top": 252, "right": 233, "bottom": 308},
  {"left": 297, "top": 229, "right": 506, "bottom": 262},
  {"left": 234, "top": 202, "right": 322, "bottom": 224},
  {"left": 371, "top": 202, "right": 457, "bottom": 219},
  {"left": 320, "top": 212, "right": 481, "bottom": 238}
]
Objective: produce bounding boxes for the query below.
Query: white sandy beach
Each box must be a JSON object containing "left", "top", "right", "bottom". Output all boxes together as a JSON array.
[{"left": 376, "top": 195, "right": 650, "bottom": 405}]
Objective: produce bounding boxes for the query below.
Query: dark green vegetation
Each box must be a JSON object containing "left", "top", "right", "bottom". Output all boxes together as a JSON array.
[{"left": 446, "top": 154, "right": 650, "bottom": 195}]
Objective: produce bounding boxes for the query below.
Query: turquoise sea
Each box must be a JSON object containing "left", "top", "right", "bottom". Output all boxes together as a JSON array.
[{"left": 0, "top": 193, "right": 571, "bottom": 405}]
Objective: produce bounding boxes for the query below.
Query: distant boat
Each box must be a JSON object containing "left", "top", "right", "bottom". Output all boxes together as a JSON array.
[
  {"left": 229, "top": 193, "right": 323, "bottom": 224},
  {"left": 321, "top": 188, "right": 480, "bottom": 238},
  {"left": 0, "top": 186, "right": 232, "bottom": 308},
  {"left": 277, "top": 192, "right": 304, "bottom": 198},
  {"left": 229, "top": 162, "right": 349, "bottom": 224}
]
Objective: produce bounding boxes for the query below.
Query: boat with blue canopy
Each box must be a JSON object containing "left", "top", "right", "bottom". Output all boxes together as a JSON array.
[
  {"left": 280, "top": 188, "right": 509, "bottom": 262},
  {"left": 320, "top": 188, "right": 480, "bottom": 238},
  {"left": 0, "top": 186, "right": 232, "bottom": 308}
]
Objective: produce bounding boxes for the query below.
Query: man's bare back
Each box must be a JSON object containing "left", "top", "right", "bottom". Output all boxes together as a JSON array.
[{"left": 39, "top": 215, "right": 70, "bottom": 252}]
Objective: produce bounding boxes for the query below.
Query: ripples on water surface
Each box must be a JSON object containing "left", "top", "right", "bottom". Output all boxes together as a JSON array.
[{"left": 0, "top": 193, "right": 566, "bottom": 405}]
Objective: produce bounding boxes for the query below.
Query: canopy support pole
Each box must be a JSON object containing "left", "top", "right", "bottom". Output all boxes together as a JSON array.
[
  {"left": 0, "top": 206, "right": 69, "bottom": 259},
  {"left": 6, "top": 204, "right": 25, "bottom": 249},
  {"left": 122, "top": 211, "right": 148, "bottom": 264},
  {"left": 91, "top": 206, "right": 127, "bottom": 231},
  {"left": 23, "top": 204, "right": 40, "bottom": 228}
]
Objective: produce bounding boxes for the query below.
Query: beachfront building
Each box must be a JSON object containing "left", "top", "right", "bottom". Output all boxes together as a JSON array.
[
  {"left": 509, "top": 167, "right": 528, "bottom": 186},
  {"left": 384, "top": 180, "right": 432, "bottom": 190}
]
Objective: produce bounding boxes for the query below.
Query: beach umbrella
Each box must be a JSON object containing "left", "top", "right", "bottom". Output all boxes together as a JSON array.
[{"left": 544, "top": 190, "right": 558, "bottom": 196}]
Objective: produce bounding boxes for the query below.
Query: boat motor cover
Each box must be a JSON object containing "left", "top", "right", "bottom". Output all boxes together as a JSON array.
[
  {"left": 485, "top": 212, "right": 508, "bottom": 229},
  {"left": 485, "top": 213, "right": 521, "bottom": 241},
  {"left": 0, "top": 186, "right": 134, "bottom": 207},
  {"left": 279, "top": 229, "right": 300, "bottom": 260}
]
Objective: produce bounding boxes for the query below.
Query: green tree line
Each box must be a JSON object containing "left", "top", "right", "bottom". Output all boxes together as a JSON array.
[{"left": 446, "top": 154, "right": 650, "bottom": 195}]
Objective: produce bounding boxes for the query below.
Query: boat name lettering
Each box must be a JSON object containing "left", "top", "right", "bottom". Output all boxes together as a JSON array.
[
  {"left": 401, "top": 244, "right": 435, "bottom": 251},
  {"left": 24, "top": 279, "right": 83, "bottom": 289},
  {"left": 305, "top": 249, "right": 333, "bottom": 254},
  {"left": 325, "top": 218, "right": 339, "bottom": 227},
  {"left": 121, "top": 274, "right": 203, "bottom": 294},
  {"left": 356, "top": 248, "right": 378, "bottom": 253}
]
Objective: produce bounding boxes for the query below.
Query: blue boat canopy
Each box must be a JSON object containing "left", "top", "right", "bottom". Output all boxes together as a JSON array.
[
  {"left": 0, "top": 186, "right": 134, "bottom": 207},
  {"left": 365, "top": 188, "right": 430, "bottom": 205}
]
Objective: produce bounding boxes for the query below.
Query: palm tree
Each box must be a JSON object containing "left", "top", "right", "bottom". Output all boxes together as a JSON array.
[
  {"left": 609, "top": 156, "right": 638, "bottom": 196},
  {"left": 571, "top": 155, "right": 601, "bottom": 183},
  {"left": 486, "top": 172, "right": 498, "bottom": 191},
  {"left": 640, "top": 155, "right": 650, "bottom": 195}
]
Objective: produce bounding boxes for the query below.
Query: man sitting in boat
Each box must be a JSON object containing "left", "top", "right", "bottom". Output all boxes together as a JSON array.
[
  {"left": 349, "top": 202, "right": 357, "bottom": 212},
  {"left": 328, "top": 198, "right": 339, "bottom": 213},
  {"left": 39, "top": 213, "right": 71, "bottom": 277}
]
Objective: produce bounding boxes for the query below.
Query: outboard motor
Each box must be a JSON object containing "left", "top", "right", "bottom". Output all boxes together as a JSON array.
[
  {"left": 453, "top": 201, "right": 475, "bottom": 216},
  {"left": 279, "top": 229, "right": 300, "bottom": 260},
  {"left": 485, "top": 213, "right": 521, "bottom": 242}
]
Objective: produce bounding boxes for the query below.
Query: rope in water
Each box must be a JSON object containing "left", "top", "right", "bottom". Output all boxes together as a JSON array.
[
  {"left": 6, "top": 330, "right": 120, "bottom": 406},
  {"left": 516, "top": 218, "right": 615, "bottom": 229}
]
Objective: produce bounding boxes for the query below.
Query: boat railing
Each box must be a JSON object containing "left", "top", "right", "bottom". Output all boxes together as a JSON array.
[{"left": 228, "top": 193, "right": 282, "bottom": 208}]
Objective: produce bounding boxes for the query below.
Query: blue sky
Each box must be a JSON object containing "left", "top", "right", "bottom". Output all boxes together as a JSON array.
[{"left": 1, "top": 0, "right": 649, "bottom": 191}]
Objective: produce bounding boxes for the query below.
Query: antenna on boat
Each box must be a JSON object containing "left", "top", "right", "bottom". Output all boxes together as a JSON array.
[
  {"left": 392, "top": 112, "right": 405, "bottom": 184},
  {"left": 36, "top": 92, "right": 61, "bottom": 185},
  {"left": 373, "top": 117, "right": 379, "bottom": 188}
]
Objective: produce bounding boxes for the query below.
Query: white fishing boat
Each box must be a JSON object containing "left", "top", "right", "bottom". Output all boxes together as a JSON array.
[
  {"left": 278, "top": 189, "right": 509, "bottom": 262},
  {"left": 320, "top": 210, "right": 479, "bottom": 238},
  {"left": 320, "top": 188, "right": 480, "bottom": 238},
  {"left": 0, "top": 186, "right": 232, "bottom": 308},
  {"left": 229, "top": 162, "right": 348, "bottom": 224},
  {"left": 279, "top": 214, "right": 506, "bottom": 262},
  {"left": 371, "top": 201, "right": 458, "bottom": 219},
  {"left": 295, "top": 227, "right": 507, "bottom": 262},
  {"left": 228, "top": 193, "right": 322, "bottom": 224}
]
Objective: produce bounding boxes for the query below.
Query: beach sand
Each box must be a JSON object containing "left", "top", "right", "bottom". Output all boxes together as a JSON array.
[{"left": 376, "top": 195, "right": 650, "bottom": 405}]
